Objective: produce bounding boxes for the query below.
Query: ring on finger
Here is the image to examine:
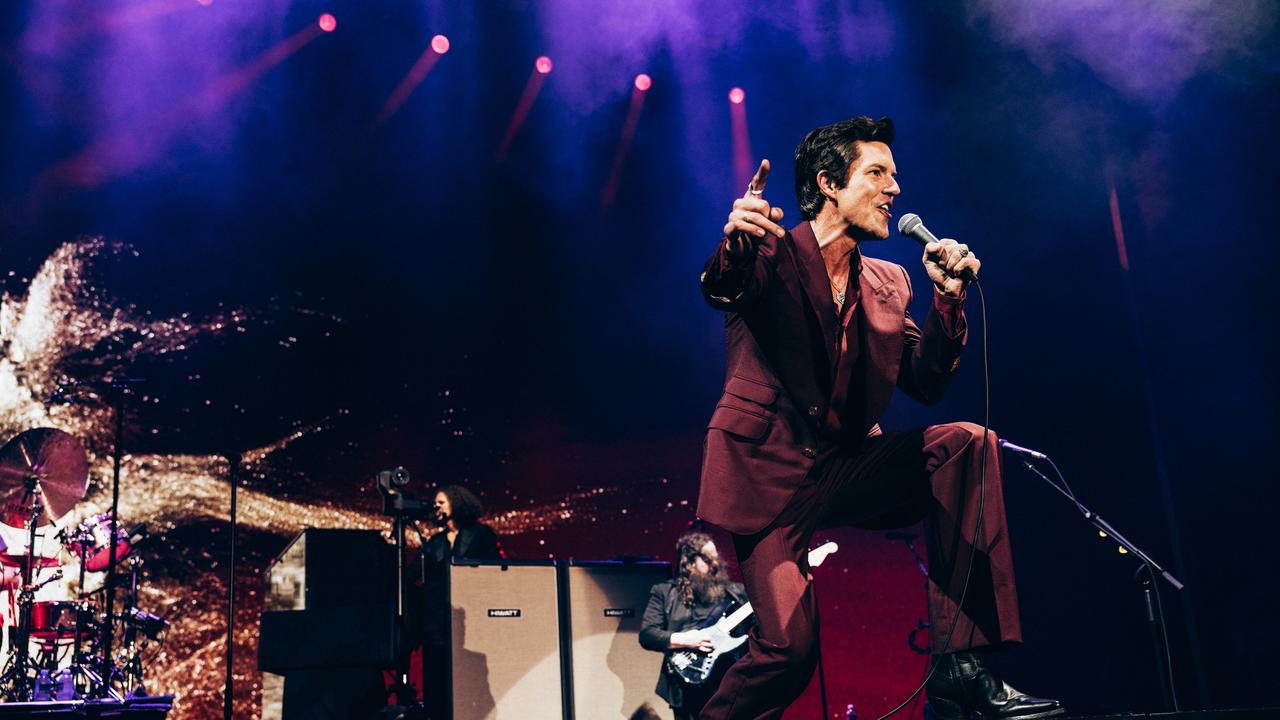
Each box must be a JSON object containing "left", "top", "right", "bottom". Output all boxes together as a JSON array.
[
  {"left": 747, "top": 184, "right": 764, "bottom": 196},
  {"left": 957, "top": 248, "right": 969, "bottom": 258}
]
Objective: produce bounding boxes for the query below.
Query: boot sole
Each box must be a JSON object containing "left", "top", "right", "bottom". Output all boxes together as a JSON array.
[{"left": 978, "top": 708, "right": 1067, "bottom": 720}]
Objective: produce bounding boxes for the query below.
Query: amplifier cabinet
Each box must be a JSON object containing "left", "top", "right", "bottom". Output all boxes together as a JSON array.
[
  {"left": 449, "top": 561, "right": 565, "bottom": 720},
  {"left": 564, "top": 562, "right": 673, "bottom": 720}
]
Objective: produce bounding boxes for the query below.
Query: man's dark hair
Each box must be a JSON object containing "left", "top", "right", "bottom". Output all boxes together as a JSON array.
[
  {"left": 438, "top": 484, "right": 485, "bottom": 527},
  {"left": 673, "top": 531, "right": 725, "bottom": 607},
  {"left": 794, "top": 115, "right": 895, "bottom": 221}
]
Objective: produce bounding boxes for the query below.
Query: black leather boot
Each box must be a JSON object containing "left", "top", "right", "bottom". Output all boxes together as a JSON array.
[{"left": 925, "top": 652, "right": 1065, "bottom": 720}]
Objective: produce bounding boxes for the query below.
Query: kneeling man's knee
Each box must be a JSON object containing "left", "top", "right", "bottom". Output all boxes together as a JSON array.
[{"left": 945, "top": 421, "right": 998, "bottom": 448}]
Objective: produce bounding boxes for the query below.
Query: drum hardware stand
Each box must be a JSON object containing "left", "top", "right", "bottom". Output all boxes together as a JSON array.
[
  {"left": 120, "top": 549, "right": 168, "bottom": 695},
  {"left": 49, "top": 517, "right": 130, "bottom": 701},
  {"left": 68, "top": 520, "right": 99, "bottom": 698},
  {"left": 1012, "top": 451, "right": 1184, "bottom": 711},
  {"left": 118, "top": 553, "right": 154, "bottom": 694},
  {"left": 0, "top": 473, "right": 52, "bottom": 700}
]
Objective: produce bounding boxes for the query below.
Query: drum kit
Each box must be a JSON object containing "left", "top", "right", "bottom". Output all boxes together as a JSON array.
[{"left": 0, "top": 427, "right": 168, "bottom": 703}]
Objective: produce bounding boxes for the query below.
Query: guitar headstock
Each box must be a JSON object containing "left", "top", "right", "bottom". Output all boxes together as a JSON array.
[{"left": 807, "top": 540, "right": 838, "bottom": 568}]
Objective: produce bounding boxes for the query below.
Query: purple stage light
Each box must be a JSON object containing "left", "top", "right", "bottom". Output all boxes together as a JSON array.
[
  {"left": 318, "top": 13, "right": 336, "bottom": 33},
  {"left": 634, "top": 73, "right": 652, "bottom": 91},
  {"left": 431, "top": 34, "right": 450, "bottom": 55},
  {"left": 535, "top": 55, "right": 553, "bottom": 74},
  {"left": 728, "top": 87, "right": 745, "bottom": 104}
]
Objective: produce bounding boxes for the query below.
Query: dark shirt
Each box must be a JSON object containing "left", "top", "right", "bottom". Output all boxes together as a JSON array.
[
  {"left": 422, "top": 523, "right": 503, "bottom": 566},
  {"left": 825, "top": 247, "right": 865, "bottom": 439}
]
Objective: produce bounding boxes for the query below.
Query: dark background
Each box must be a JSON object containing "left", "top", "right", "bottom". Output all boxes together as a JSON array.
[{"left": 2, "top": 1, "right": 1277, "bottom": 717}]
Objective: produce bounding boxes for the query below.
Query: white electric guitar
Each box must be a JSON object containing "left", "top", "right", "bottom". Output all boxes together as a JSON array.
[{"left": 665, "top": 541, "right": 839, "bottom": 685}]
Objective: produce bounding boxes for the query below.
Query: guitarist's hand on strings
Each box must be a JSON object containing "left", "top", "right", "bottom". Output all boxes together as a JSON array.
[{"left": 670, "top": 629, "right": 714, "bottom": 653}]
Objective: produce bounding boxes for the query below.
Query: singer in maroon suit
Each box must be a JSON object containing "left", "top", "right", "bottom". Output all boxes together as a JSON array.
[{"left": 696, "top": 117, "right": 1062, "bottom": 720}]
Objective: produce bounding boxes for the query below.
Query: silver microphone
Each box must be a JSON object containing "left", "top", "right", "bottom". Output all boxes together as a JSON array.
[
  {"left": 997, "top": 438, "right": 1047, "bottom": 461},
  {"left": 897, "top": 213, "right": 977, "bottom": 283}
]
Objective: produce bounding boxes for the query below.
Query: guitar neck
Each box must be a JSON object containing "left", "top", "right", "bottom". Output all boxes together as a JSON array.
[{"left": 717, "top": 602, "right": 753, "bottom": 631}]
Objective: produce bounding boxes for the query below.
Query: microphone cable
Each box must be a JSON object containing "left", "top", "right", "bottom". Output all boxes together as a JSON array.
[{"left": 876, "top": 276, "right": 990, "bottom": 720}]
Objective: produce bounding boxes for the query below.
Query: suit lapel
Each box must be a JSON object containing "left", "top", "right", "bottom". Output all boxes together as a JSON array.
[{"left": 788, "top": 222, "right": 840, "bottom": 370}]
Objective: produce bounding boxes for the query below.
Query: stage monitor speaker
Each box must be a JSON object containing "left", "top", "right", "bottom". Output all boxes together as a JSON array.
[
  {"left": 564, "top": 562, "right": 673, "bottom": 720},
  {"left": 260, "top": 668, "right": 385, "bottom": 720},
  {"left": 259, "top": 528, "right": 395, "bottom": 673},
  {"left": 449, "top": 561, "right": 565, "bottom": 720}
]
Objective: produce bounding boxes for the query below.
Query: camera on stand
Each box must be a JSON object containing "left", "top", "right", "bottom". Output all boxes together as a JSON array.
[{"left": 375, "top": 467, "right": 434, "bottom": 519}]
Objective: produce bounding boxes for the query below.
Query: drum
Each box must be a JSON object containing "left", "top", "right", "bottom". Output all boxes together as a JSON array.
[
  {"left": 29, "top": 600, "right": 82, "bottom": 640},
  {"left": 66, "top": 513, "right": 132, "bottom": 572}
]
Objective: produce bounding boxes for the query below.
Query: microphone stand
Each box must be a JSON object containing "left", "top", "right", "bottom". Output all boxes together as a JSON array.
[
  {"left": 1013, "top": 455, "right": 1182, "bottom": 710},
  {"left": 812, "top": 576, "right": 830, "bottom": 720}
]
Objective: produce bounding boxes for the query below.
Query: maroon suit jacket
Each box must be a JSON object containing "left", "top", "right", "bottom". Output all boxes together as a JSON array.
[{"left": 697, "top": 222, "right": 967, "bottom": 535}]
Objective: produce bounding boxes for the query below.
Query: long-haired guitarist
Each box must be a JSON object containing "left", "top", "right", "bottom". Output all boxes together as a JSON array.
[{"left": 639, "top": 532, "right": 749, "bottom": 720}]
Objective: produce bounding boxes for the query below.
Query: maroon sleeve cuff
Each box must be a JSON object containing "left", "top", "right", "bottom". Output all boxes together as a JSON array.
[
  {"left": 721, "top": 235, "right": 758, "bottom": 264},
  {"left": 932, "top": 289, "right": 967, "bottom": 338}
]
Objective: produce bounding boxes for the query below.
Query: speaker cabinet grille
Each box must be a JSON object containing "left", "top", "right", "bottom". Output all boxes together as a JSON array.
[
  {"left": 450, "top": 562, "right": 565, "bottom": 720},
  {"left": 565, "top": 563, "right": 673, "bottom": 720}
]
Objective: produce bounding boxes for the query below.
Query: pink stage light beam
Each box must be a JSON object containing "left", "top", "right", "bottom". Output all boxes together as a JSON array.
[
  {"left": 1108, "top": 185, "right": 1130, "bottom": 271},
  {"left": 376, "top": 34, "right": 450, "bottom": 127},
  {"left": 600, "top": 74, "right": 651, "bottom": 209},
  {"left": 496, "top": 56, "right": 552, "bottom": 163},
  {"left": 194, "top": 19, "right": 327, "bottom": 110},
  {"left": 23, "top": 0, "right": 211, "bottom": 49},
  {"left": 729, "top": 87, "right": 754, "bottom": 194},
  {"left": 36, "top": 19, "right": 329, "bottom": 190}
]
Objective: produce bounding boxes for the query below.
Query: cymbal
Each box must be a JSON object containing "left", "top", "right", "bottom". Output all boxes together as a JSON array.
[
  {"left": 0, "top": 428, "right": 89, "bottom": 527},
  {"left": 0, "top": 553, "right": 65, "bottom": 569}
]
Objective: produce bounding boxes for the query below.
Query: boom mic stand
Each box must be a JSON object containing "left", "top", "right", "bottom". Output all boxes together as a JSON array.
[
  {"left": 1008, "top": 446, "right": 1183, "bottom": 711},
  {"left": 97, "top": 379, "right": 141, "bottom": 700}
]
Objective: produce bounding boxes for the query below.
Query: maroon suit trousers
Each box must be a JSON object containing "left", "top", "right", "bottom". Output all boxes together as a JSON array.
[{"left": 700, "top": 422, "right": 1022, "bottom": 720}]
